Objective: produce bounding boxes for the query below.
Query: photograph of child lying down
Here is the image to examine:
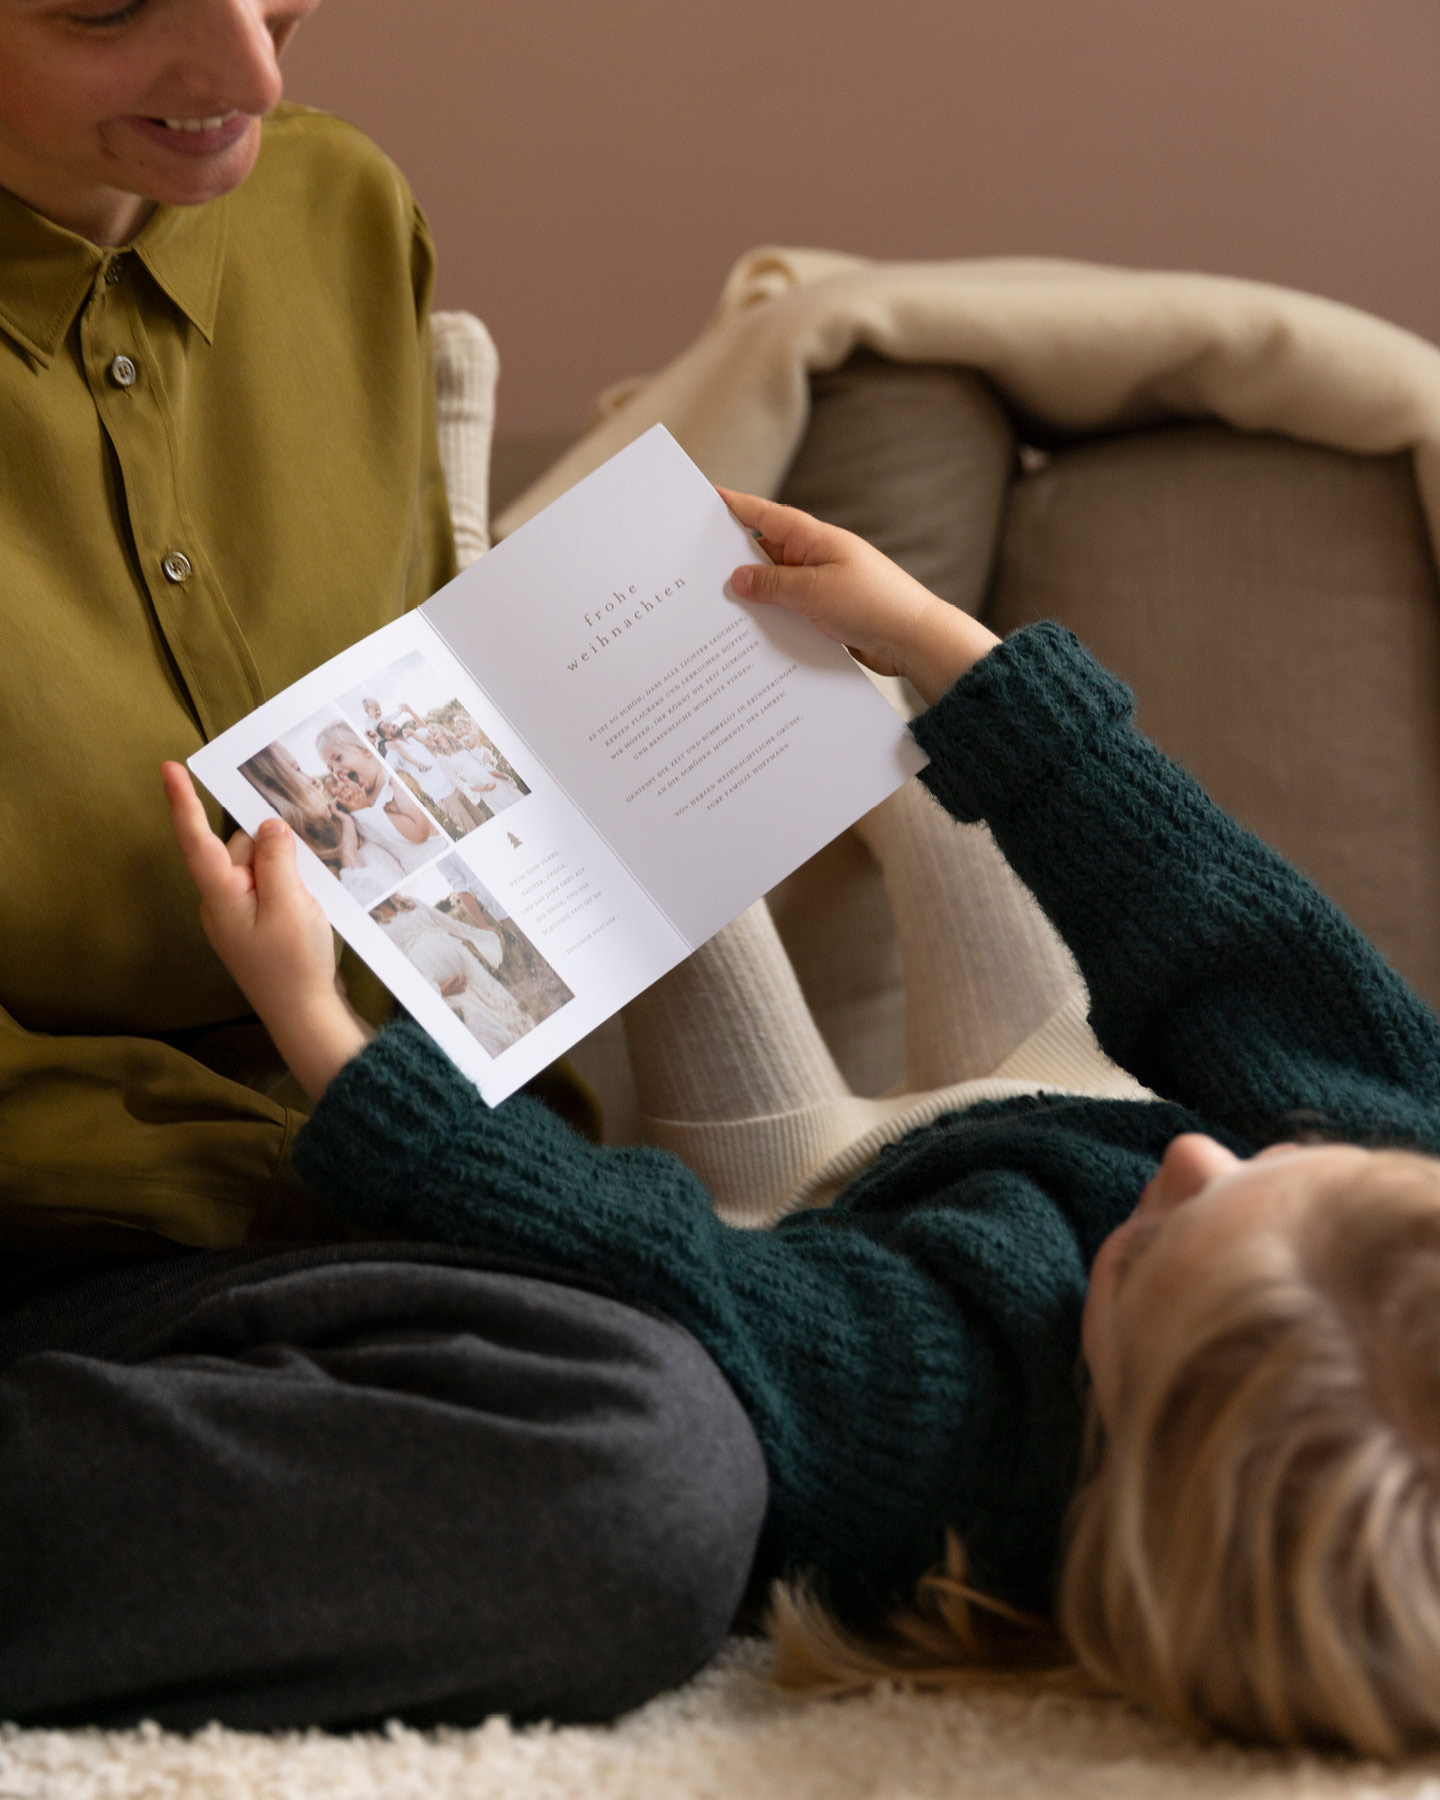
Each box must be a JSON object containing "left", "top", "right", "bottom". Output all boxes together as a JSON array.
[{"left": 163, "top": 489, "right": 1440, "bottom": 1761}]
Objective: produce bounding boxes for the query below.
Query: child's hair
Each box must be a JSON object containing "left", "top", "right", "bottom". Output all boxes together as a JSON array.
[
  {"left": 769, "top": 1150, "right": 1440, "bottom": 1759},
  {"left": 314, "top": 720, "right": 371, "bottom": 763}
]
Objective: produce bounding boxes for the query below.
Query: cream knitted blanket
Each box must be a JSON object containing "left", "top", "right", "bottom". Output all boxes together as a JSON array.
[{"left": 495, "top": 250, "right": 1440, "bottom": 575}]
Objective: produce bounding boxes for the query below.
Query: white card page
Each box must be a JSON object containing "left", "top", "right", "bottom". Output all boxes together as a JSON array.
[
  {"left": 190, "top": 612, "right": 689, "bottom": 1103},
  {"left": 191, "top": 426, "right": 926, "bottom": 1106},
  {"left": 424, "top": 426, "right": 929, "bottom": 943}
]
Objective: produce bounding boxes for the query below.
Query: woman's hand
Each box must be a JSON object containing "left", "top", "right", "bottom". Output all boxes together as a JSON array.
[
  {"left": 162, "top": 763, "right": 373, "bottom": 1102},
  {"left": 720, "top": 488, "right": 1001, "bottom": 706}
]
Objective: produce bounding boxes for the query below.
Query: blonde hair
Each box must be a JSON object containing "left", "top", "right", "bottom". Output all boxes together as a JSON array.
[
  {"left": 770, "top": 1150, "right": 1440, "bottom": 1758},
  {"left": 769, "top": 1529, "right": 1069, "bottom": 1696},
  {"left": 314, "top": 720, "right": 371, "bottom": 762}
]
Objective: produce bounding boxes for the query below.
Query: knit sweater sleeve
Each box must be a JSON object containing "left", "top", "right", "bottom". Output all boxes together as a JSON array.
[
  {"left": 292, "top": 1019, "right": 984, "bottom": 1616},
  {"left": 913, "top": 623, "right": 1440, "bottom": 1146}
]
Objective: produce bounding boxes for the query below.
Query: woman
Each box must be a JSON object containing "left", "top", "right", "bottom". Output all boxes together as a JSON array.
[
  {"left": 372, "top": 893, "right": 536, "bottom": 1056},
  {"left": 0, "top": 0, "right": 765, "bottom": 1737},
  {"left": 0, "top": 0, "right": 455, "bottom": 1244},
  {"left": 389, "top": 721, "right": 490, "bottom": 836}
]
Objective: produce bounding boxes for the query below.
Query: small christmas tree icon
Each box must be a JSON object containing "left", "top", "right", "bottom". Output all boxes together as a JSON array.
[{"left": 507, "top": 831, "right": 522, "bottom": 849}]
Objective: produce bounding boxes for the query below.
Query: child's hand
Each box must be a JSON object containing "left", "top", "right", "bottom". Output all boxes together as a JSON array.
[
  {"left": 720, "top": 489, "right": 1001, "bottom": 705},
  {"left": 162, "top": 763, "right": 372, "bottom": 1102}
]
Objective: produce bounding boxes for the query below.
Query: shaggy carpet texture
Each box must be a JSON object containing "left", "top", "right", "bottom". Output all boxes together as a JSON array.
[{"left": 8, "top": 1643, "right": 1440, "bottom": 1800}]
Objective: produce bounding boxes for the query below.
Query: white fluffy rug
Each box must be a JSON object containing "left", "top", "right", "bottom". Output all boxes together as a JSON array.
[{"left": 8, "top": 1641, "right": 1440, "bottom": 1800}]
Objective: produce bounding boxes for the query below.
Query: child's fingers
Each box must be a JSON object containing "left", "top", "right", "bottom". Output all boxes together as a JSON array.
[
  {"left": 716, "top": 486, "right": 773, "bottom": 533},
  {"left": 718, "top": 488, "right": 838, "bottom": 564},
  {"left": 162, "top": 762, "right": 244, "bottom": 900},
  {"left": 226, "top": 828, "right": 257, "bottom": 871},
  {"left": 249, "top": 816, "right": 305, "bottom": 906},
  {"left": 731, "top": 558, "right": 823, "bottom": 609}
]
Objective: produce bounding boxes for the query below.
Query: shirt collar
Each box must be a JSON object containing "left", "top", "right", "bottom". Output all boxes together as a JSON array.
[
  {"left": 133, "top": 197, "right": 226, "bottom": 345},
  {"left": 0, "top": 185, "right": 226, "bottom": 365}
]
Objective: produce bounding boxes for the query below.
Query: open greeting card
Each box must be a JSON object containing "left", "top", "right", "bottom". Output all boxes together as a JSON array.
[{"left": 191, "top": 427, "right": 928, "bottom": 1104}]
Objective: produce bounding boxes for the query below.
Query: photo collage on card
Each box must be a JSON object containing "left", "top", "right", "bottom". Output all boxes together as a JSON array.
[{"left": 237, "top": 650, "right": 569, "bottom": 1057}]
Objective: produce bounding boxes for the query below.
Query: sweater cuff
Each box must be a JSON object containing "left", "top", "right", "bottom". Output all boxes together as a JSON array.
[
  {"left": 290, "top": 1018, "right": 549, "bottom": 1225},
  {"left": 911, "top": 622, "right": 1135, "bottom": 826}
]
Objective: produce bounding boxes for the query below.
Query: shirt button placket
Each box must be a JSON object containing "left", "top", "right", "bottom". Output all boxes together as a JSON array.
[{"left": 83, "top": 258, "right": 262, "bottom": 734}]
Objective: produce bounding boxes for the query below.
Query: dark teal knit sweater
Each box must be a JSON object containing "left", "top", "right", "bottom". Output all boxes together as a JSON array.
[{"left": 293, "top": 623, "right": 1440, "bottom": 1620}]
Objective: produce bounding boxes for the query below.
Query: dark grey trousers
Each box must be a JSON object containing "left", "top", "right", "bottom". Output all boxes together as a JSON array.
[{"left": 0, "top": 1244, "right": 767, "bottom": 1732}]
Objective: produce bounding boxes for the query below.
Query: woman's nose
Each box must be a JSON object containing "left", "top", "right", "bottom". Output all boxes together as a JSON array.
[{"left": 167, "top": 0, "right": 289, "bottom": 116}]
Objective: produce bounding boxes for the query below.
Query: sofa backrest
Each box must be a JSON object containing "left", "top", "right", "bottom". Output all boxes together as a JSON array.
[{"left": 775, "top": 352, "right": 1440, "bottom": 1022}]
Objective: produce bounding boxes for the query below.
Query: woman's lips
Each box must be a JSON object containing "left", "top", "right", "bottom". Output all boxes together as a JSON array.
[{"left": 124, "top": 112, "right": 254, "bottom": 158}]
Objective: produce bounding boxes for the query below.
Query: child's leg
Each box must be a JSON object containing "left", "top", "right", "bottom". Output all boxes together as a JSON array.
[
  {"left": 624, "top": 782, "right": 1138, "bottom": 1228},
  {"left": 850, "top": 779, "right": 1084, "bottom": 1088},
  {"left": 623, "top": 900, "right": 847, "bottom": 1122},
  {"left": 623, "top": 902, "right": 868, "bottom": 1225}
]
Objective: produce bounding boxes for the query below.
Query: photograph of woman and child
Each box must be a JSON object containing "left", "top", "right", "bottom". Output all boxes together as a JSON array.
[{"left": 241, "top": 714, "right": 438, "bottom": 905}]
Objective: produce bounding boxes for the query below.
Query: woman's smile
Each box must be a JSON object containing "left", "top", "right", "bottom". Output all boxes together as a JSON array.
[{"left": 122, "top": 110, "right": 253, "bottom": 158}]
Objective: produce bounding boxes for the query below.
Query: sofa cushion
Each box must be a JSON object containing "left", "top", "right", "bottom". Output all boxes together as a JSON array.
[
  {"left": 777, "top": 351, "right": 1014, "bottom": 616},
  {"left": 986, "top": 423, "right": 1440, "bottom": 1009}
]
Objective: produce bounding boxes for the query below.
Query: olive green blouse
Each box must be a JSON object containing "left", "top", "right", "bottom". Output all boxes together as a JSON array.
[{"left": 0, "top": 103, "right": 457, "bottom": 1250}]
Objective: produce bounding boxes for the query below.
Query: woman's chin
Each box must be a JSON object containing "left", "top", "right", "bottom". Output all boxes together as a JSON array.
[{"left": 110, "top": 114, "right": 262, "bottom": 206}]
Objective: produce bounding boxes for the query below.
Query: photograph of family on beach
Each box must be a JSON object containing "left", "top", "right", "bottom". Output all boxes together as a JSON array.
[
  {"left": 338, "top": 653, "right": 530, "bottom": 838},
  {"left": 372, "top": 855, "right": 572, "bottom": 1057},
  {"left": 237, "top": 654, "right": 534, "bottom": 911}
]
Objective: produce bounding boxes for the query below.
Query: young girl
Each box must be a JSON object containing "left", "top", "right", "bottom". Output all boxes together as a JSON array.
[{"left": 164, "top": 493, "right": 1440, "bottom": 1759}]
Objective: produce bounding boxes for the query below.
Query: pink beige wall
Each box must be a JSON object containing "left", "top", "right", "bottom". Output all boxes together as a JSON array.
[{"left": 282, "top": 0, "right": 1440, "bottom": 438}]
